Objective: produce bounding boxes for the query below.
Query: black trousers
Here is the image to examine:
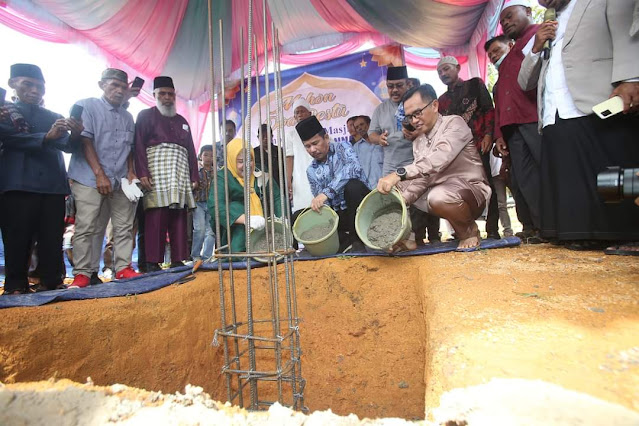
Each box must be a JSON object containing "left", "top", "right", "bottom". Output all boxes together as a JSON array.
[
  {"left": 503, "top": 123, "right": 542, "bottom": 230},
  {"left": 410, "top": 207, "right": 440, "bottom": 244},
  {"left": 541, "top": 113, "right": 639, "bottom": 241},
  {"left": 480, "top": 151, "right": 500, "bottom": 236},
  {"left": 1, "top": 191, "right": 65, "bottom": 292},
  {"left": 336, "top": 179, "right": 370, "bottom": 248}
]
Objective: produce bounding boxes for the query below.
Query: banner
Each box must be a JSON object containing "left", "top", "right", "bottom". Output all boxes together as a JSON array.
[{"left": 226, "top": 49, "right": 398, "bottom": 147}]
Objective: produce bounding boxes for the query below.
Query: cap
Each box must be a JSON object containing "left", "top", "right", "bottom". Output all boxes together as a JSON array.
[
  {"left": 502, "top": 0, "right": 532, "bottom": 11},
  {"left": 153, "top": 76, "right": 174, "bottom": 90},
  {"left": 101, "top": 68, "right": 128, "bottom": 84},
  {"left": 437, "top": 56, "right": 459, "bottom": 69},
  {"left": 292, "top": 97, "right": 311, "bottom": 113},
  {"left": 10, "top": 64, "right": 45, "bottom": 82},
  {"left": 387, "top": 66, "right": 408, "bottom": 81},
  {"left": 296, "top": 116, "right": 324, "bottom": 142}
]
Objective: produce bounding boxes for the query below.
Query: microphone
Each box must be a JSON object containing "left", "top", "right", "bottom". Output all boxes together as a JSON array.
[{"left": 542, "top": 8, "right": 556, "bottom": 60}]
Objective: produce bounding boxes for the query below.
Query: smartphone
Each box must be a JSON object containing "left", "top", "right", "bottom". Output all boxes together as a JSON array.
[
  {"left": 70, "top": 104, "right": 83, "bottom": 120},
  {"left": 0, "top": 87, "right": 6, "bottom": 106},
  {"left": 402, "top": 119, "right": 415, "bottom": 132},
  {"left": 592, "top": 96, "right": 624, "bottom": 119},
  {"left": 131, "top": 77, "right": 145, "bottom": 89}
]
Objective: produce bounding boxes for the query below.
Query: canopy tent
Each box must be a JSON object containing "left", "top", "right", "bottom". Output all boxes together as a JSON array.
[{"left": 0, "top": 0, "right": 504, "bottom": 144}]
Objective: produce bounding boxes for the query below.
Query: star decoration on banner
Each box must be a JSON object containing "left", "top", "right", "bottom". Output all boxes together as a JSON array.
[{"left": 360, "top": 57, "right": 367, "bottom": 68}]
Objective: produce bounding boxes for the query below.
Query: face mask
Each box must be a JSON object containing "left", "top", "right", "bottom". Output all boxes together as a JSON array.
[{"left": 494, "top": 53, "right": 507, "bottom": 69}]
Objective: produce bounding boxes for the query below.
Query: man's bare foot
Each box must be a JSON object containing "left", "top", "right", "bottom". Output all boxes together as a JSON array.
[
  {"left": 388, "top": 239, "right": 417, "bottom": 253},
  {"left": 457, "top": 231, "right": 481, "bottom": 251}
]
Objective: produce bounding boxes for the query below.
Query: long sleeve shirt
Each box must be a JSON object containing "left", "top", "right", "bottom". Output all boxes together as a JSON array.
[
  {"left": 403, "top": 114, "right": 490, "bottom": 206},
  {"left": 438, "top": 78, "right": 495, "bottom": 149},
  {"left": 134, "top": 107, "right": 199, "bottom": 184},
  {"left": 493, "top": 24, "right": 539, "bottom": 140},
  {"left": 306, "top": 140, "right": 369, "bottom": 211},
  {"left": 0, "top": 101, "right": 73, "bottom": 195}
]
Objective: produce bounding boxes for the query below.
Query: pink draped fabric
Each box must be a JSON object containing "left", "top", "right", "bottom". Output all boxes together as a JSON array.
[
  {"left": 79, "top": 0, "right": 188, "bottom": 77},
  {"left": 280, "top": 33, "right": 389, "bottom": 65},
  {"left": 0, "top": 5, "right": 70, "bottom": 43},
  {"left": 309, "top": 0, "right": 376, "bottom": 33},
  {"left": 231, "top": 0, "right": 273, "bottom": 77},
  {"left": 432, "top": 0, "right": 489, "bottom": 5}
]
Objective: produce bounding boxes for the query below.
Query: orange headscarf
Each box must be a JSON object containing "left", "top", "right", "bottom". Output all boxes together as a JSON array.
[{"left": 226, "top": 138, "right": 264, "bottom": 217}]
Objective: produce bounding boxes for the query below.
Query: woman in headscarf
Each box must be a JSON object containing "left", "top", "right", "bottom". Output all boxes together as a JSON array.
[{"left": 208, "top": 138, "right": 282, "bottom": 253}]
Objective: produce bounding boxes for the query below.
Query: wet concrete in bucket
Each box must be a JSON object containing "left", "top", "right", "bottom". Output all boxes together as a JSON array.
[
  {"left": 367, "top": 205, "right": 403, "bottom": 248},
  {"left": 253, "top": 232, "right": 287, "bottom": 253},
  {"left": 300, "top": 219, "right": 335, "bottom": 241}
]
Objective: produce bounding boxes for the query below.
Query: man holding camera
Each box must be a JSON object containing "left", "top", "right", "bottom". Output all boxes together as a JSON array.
[
  {"left": 0, "top": 64, "right": 82, "bottom": 294},
  {"left": 517, "top": 0, "right": 639, "bottom": 251}
]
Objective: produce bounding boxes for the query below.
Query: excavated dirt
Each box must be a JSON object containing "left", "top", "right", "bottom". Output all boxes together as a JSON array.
[
  {"left": 367, "top": 205, "right": 403, "bottom": 248},
  {"left": 1, "top": 243, "right": 638, "bottom": 422}
]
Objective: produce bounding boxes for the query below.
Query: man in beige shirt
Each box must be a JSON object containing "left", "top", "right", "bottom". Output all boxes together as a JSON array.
[{"left": 377, "top": 84, "right": 491, "bottom": 251}]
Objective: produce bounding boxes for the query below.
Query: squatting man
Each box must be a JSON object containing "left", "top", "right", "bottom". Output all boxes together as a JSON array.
[{"left": 377, "top": 84, "right": 491, "bottom": 252}]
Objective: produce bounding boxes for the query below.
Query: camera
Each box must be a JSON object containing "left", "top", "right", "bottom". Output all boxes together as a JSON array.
[{"left": 597, "top": 166, "right": 639, "bottom": 203}]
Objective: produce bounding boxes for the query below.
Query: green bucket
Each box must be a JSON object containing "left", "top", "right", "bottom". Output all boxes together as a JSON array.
[
  {"left": 355, "top": 188, "right": 412, "bottom": 251},
  {"left": 250, "top": 218, "right": 293, "bottom": 263},
  {"left": 292, "top": 206, "right": 340, "bottom": 256}
]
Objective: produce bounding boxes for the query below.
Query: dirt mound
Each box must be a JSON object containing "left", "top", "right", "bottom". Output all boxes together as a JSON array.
[{"left": 1, "top": 244, "right": 638, "bottom": 421}]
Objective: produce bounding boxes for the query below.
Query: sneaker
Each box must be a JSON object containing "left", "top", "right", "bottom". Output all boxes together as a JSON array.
[
  {"left": 68, "top": 274, "right": 90, "bottom": 289},
  {"left": 115, "top": 266, "right": 142, "bottom": 280},
  {"left": 90, "top": 272, "right": 103, "bottom": 285}
]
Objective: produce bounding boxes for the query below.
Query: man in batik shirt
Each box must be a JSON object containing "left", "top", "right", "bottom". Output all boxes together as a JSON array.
[{"left": 297, "top": 116, "right": 370, "bottom": 253}]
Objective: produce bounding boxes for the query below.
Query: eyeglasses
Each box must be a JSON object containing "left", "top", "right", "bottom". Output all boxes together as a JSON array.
[
  {"left": 387, "top": 82, "right": 406, "bottom": 91},
  {"left": 403, "top": 99, "right": 435, "bottom": 123}
]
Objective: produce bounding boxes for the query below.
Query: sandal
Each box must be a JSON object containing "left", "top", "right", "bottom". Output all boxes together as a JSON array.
[{"left": 604, "top": 242, "right": 639, "bottom": 256}]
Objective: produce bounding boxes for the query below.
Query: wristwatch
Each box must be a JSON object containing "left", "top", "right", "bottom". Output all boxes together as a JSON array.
[{"left": 396, "top": 167, "right": 407, "bottom": 181}]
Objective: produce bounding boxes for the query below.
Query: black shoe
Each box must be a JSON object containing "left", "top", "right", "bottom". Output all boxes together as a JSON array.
[
  {"left": 146, "top": 262, "right": 162, "bottom": 272},
  {"left": 486, "top": 232, "right": 501, "bottom": 240},
  {"left": 564, "top": 240, "right": 609, "bottom": 251},
  {"left": 90, "top": 272, "right": 103, "bottom": 285},
  {"left": 169, "top": 261, "right": 184, "bottom": 269}
]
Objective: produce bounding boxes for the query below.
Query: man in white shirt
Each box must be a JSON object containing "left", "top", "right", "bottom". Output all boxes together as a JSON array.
[
  {"left": 518, "top": 0, "right": 639, "bottom": 251},
  {"left": 285, "top": 98, "right": 315, "bottom": 241}
]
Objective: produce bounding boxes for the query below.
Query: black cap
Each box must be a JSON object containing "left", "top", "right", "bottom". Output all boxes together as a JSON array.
[
  {"left": 387, "top": 66, "right": 408, "bottom": 81},
  {"left": 296, "top": 116, "right": 324, "bottom": 142},
  {"left": 153, "top": 76, "right": 174, "bottom": 90},
  {"left": 10, "top": 64, "right": 45, "bottom": 82}
]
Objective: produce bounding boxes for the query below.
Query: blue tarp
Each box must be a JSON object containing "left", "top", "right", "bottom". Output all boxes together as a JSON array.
[{"left": 0, "top": 236, "right": 520, "bottom": 309}]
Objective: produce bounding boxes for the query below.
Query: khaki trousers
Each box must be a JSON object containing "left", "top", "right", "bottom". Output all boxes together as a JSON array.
[{"left": 71, "top": 181, "right": 137, "bottom": 276}]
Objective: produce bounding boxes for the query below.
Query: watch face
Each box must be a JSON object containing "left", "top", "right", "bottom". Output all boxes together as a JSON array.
[{"left": 397, "top": 167, "right": 406, "bottom": 175}]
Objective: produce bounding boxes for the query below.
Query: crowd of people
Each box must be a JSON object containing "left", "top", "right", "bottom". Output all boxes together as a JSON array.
[{"left": 1, "top": 0, "right": 637, "bottom": 296}]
